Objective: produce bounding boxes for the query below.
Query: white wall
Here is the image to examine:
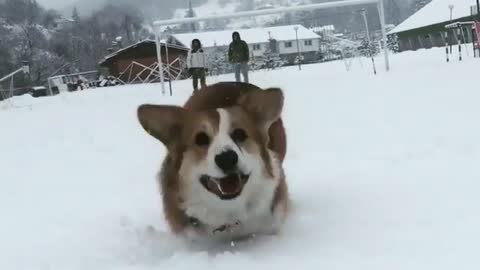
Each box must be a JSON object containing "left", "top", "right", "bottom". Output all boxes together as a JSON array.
[
  {"left": 246, "top": 38, "right": 321, "bottom": 58},
  {"left": 278, "top": 38, "right": 320, "bottom": 55},
  {"left": 249, "top": 42, "right": 269, "bottom": 57},
  {"left": 200, "top": 37, "right": 321, "bottom": 66}
]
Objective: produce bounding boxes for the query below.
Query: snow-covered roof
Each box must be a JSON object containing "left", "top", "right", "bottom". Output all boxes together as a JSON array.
[
  {"left": 310, "top": 25, "right": 335, "bottom": 32},
  {"left": 390, "top": 0, "right": 476, "bottom": 34},
  {"left": 172, "top": 24, "right": 320, "bottom": 48}
]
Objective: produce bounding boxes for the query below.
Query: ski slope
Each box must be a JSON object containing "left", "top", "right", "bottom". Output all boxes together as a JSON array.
[{"left": 1, "top": 47, "right": 480, "bottom": 270}]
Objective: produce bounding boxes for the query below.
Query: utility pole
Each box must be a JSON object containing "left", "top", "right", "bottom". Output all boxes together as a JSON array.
[
  {"left": 360, "top": 8, "right": 377, "bottom": 75},
  {"left": 187, "top": 0, "right": 196, "bottom": 32},
  {"left": 360, "top": 8, "right": 370, "bottom": 41},
  {"left": 448, "top": 5, "right": 454, "bottom": 54},
  {"left": 294, "top": 26, "right": 302, "bottom": 71},
  {"left": 476, "top": 0, "right": 480, "bottom": 57},
  {"left": 477, "top": 0, "right": 480, "bottom": 19}
]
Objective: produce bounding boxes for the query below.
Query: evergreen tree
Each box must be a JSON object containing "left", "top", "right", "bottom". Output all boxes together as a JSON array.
[
  {"left": 72, "top": 6, "right": 80, "bottom": 22},
  {"left": 184, "top": 0, "right": 197, "bottom": 33},
  {"left": 413, "top": 0, "right": 432, "bottom": 12},
  {"left": 0, "top": 39, "right": 14, "bottom": 79},
  {"left": 358, "top": 39, "right": 379, "bottom": 57},
  {"left": 208, "top": 45, "right": 231, "bottom": 76},
  {"left": 387, "top": 33, "right": 400, "bottom": 53},
  {"left": 261, "top": 38, "right": 284, "bottom": 69},
  {"left": 42, "top": 9, "right": 61, "bottom": 28}
]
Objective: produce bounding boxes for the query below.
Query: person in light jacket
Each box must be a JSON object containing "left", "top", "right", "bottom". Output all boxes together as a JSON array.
[{"left": 186, "top": 39, "right": 208, "bottom": 92}]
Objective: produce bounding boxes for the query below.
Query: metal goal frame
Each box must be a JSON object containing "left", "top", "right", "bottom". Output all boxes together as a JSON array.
[{"left": 152, "top": 0, "right": 390, "bottom": 94}]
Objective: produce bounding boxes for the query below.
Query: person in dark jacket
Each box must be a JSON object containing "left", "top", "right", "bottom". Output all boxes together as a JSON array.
[
  {"left": 228, "top": 31, "right": 250, "bottom": 83},
  {"left": 187, "top": 39, "right": 208, "bottom": 92}
]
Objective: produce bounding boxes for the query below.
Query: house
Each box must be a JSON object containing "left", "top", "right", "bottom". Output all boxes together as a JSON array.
[
  {"left": 53, "top": 17, "right": 75, "bottom": 30},
  {"left": 169, "top": 24, "right": 322, "bottom": 65},
  {"left": 98, "top": 39, "right": 189, "bottom": 83},
  {"left": 389, "top": 0, "right": 480, "bottom": 52},
  {"left": 310, "top": 25, "right": 336, "bottom": 40}
]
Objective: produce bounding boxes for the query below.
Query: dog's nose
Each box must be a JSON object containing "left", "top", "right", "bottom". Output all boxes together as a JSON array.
[{"left": 215, "top": 150, "right": 238, "bottom": 172}]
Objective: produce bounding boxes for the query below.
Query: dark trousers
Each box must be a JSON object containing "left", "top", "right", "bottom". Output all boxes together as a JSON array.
[{"left": 191, "top": 68, "right": 207, "bottom": 91}]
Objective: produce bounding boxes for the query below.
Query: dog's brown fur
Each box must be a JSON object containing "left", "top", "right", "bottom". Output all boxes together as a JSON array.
[
  {"left": 184, "top": 82, "right": 287, "bottom": 163},
  {"left": 138, "top": 82, "right": 288, "bottom": 236}
]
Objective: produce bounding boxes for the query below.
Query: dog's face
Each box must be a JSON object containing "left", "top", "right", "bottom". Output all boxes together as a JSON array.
[
  {"left": 137, "top": 89, "right": 284, "bottom": 222},
  {"left": 178, "top": 106, "right": 275, "bottom": 201}
]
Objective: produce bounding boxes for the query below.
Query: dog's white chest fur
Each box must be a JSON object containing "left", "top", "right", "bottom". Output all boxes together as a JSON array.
[{"left": 181, "top": 172, "right": 282, "bottom": 240}]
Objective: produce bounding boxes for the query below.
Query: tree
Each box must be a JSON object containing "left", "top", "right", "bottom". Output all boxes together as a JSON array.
[
  {"left": 42, "top": 9, "right": 61, "bottom": 28},
  {"left": 358, "top": 39, "right": 379, "bottom": 58},
  {"left": 0, "top": 2, "right": 5, "bottom": 19},
  {"left": 387, "top": 33, "right": 400, "bottom": 53},
  {"left": 183, "top": 0, "right": 197, "bottom": 33},
  {"left": 123, "top": 14, "right": 132, "bottom": 42},
  {"left": 261, "top": 38, "right": 284, "bottom": 69},
  {"left": 0, "top": 30, "right": 14, "bottom": 78},
  {"left": 0, "top": 0, "right": 152, "bottom": 88},
  {"left": 3, "top": 0, "right": 41, "bottom": 24},
  {"left": 72, "top": 6, "right": 80, "bottom": 22},
  {"left": 208, "top": 46, "right": 232, "bottom": 76},
  {"left": 413, "top": 0, "right": 432, "bottom": 12}
]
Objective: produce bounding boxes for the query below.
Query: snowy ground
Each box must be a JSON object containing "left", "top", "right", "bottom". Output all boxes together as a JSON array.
[{"left": 1, "top": 47, "right": 480, "bottom": 269}]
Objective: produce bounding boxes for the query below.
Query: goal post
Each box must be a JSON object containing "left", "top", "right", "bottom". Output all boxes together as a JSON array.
[{"left": 153, "top": 0, "right": 390, "bottom": 94}]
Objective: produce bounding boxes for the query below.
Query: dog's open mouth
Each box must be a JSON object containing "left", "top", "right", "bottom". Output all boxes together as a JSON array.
[{"left": 200, "top": 173, "right": 249, "bottom": 200}]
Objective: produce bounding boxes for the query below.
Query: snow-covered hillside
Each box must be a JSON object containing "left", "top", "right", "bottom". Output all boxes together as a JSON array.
[
  {"left": 172, "top": 0, "right": 311, "bottom": 29},
  {"left": 1, "top": 47, "right": 480, "bottom": 270},
  {"left": 173, "top": 0, "right": 238, "bottom": 19}
]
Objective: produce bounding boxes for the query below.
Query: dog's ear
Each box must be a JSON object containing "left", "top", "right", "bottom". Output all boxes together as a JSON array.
[
  {"left": 238, "top": 88, "right": 284, "bottom": 129},
  {"left": 137, "top": 104, "right": 185, "bottom": 148}
]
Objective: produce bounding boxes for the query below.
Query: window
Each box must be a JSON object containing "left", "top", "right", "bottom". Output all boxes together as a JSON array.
[
  {"left": 253, "top": 44, "right": 261, "bottom": 51},
  {"left": 304, "top": 40, "right": 313, "bottom": 46},
  {"left": 284, "top": 41, "right": 293, "bottom": 48}
]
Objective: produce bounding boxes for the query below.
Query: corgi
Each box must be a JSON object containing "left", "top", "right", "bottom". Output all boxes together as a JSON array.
[{"left": 137, "top": 82, "right": 288, "bottom": 242}]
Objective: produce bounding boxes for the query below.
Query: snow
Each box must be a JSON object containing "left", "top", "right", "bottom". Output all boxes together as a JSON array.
[
  {"left": 310, "top": 24, "right": 335, "bottom": 33},
  {"left": 171, "top": 0, "right": 309, "bottom": 31},
  {"left": 2, "top": 47, "right": 480, "bottom": 269},
  {"left": 172, "top": 24, "right": 320, "bottom": 48},
  {"left": 173, "top": 0, "right": 239, "bottom": 20},
  {"left": 390, "top": 0, "right": 476, "bottom": 34}
]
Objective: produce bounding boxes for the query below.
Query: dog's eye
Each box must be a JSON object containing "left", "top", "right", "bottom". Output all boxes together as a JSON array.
[
  {"left": 231, "top": 128, "right": 248, "bottom": 143},
  {"left": 195, "top": 132, "right": 210, "bottom": 146}
]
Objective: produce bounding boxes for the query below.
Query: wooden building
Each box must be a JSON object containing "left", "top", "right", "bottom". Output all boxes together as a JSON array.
[
  {"left": 389, "top": 0, "right": 480, "bottom": 52},
  {"left": 98, "top": 39, "right": 189, "bottom": 83}
]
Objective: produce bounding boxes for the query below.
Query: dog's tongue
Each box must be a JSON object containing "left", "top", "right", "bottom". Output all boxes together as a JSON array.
[{"left": 217, "top": 175, "right": 242, "bottom": 195}]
